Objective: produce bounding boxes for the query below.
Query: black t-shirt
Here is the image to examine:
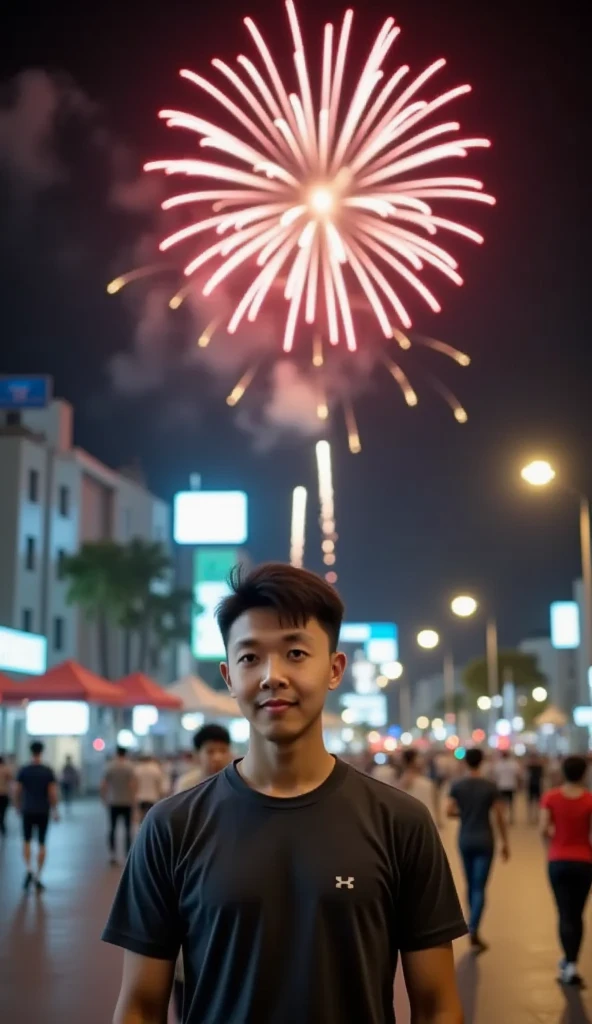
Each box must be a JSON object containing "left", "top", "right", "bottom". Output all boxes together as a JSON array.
[
  {"left": 449, "top": 777, "right": 499, "bottom": 850},
  {"left": 103, "top": 758, "right": 467, "bottom": 1024},
  {"left": 17, "top": 763, "right": 55, "bottom": 814}
]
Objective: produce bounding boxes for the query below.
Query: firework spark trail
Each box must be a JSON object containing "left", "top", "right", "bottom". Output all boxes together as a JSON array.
[
  {"left": 315, "top": 440, "right": 338, "bottom": 580},
  {"left": 145, "top": 2, "right": 494, "bottom": 354},
  {"left": 290, "top": 486, "right": 308, "bottom": 568}
]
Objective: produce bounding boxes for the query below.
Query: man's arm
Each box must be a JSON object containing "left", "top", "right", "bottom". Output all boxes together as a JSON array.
[
  {"left": 113, "top": 951, "right": 174, "bottom": 1024},
  {"left": 402, "top": 944, "right": 463, "bottom": 1024},
  {"left": 49, "top": 781, "right": 60, "bottom": 819},
  {"left": 493, "top": 798, "right": 510, "bottom": 860},
  {"left": 13, "top": 781, "right": 22, "bottom": 813},
  {"left": 539, "top": 806, "right": 553, "bottom": 844},
  {"left": 445, "top": 796, "right": 459, "bottom": 818}
]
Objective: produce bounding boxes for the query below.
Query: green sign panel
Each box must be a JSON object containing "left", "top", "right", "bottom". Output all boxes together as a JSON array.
[{"left": 192, "top": 547, "right": 238, "bottom": 660}]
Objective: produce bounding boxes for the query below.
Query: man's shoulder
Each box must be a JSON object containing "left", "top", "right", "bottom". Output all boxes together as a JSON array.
[
  {"left": 346, "top": 764, "right": 433, "bottom": 827},
  {"left": 148, "top": 770, "right": 225, "bottom": 830}
]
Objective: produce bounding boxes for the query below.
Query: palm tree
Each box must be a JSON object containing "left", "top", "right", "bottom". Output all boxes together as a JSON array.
[
  {"left": 119, "top": 539, "right": 172, "bottom": 672},
  {"left": 62, "top": 542, "right": 126, "bottom": 678}
]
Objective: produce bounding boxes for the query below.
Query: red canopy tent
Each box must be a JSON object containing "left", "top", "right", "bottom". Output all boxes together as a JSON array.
[
  {"left": 0, "top": 660, "right": 125, "bottom": 706},
  {"left": 0, "top": 671, "right": 25, "bottom": 703},
  {"left": 114, "top": 673, "right": 182, "bottom": 710}
]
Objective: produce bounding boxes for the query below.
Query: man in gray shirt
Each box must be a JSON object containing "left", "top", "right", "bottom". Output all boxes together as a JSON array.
[{"left": 100, "top": 746, "right": 137, "bottom": 865}]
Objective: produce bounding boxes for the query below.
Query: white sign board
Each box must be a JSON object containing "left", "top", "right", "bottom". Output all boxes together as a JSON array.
[{"left": 0, "top": 626, "right": 47, "bottom": 675}]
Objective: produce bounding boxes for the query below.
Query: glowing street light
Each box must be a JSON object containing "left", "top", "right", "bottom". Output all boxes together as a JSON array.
[
  {"left": 417, "top": 629, "right": 440, "bottom": 650},
  {"left": 477, "top": 695, "right": 492, "bottom": 711},
  {"left": 521, "top": 459, "right": 556, "bottom": 487},
  {"left": 376, "top": 675, "right": 389, "bottom": 689},
  {"left": 532, "top": 686, "right": 548, "bottom": 703},
  {"left": 380, "top": 660, "right": 403, "bottom": 680},
  {"left": 451, "top": 594, "right": 478, "bottom": 618},
  {"left": 416, "top": 716, "right": 430, "bottom": 730}
]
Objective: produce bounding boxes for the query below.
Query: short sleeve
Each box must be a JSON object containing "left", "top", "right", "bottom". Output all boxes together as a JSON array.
[
  {"left": 102, "top": 807, "right": 182, "bottom": 960},
  {"left": 540, "top": 791, "right": 551, "bottom": 810},
  {"left": 16, "top": 768, "right": 25, "bottom": 783},
  {"left": 48, "top": 768, "right": 56, "bottom": 783},
  {"left": 397, "top": 807, "right": 468, "bottom": 952}
]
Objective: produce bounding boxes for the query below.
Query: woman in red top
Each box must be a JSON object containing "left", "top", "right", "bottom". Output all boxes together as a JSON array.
[{"left": 541, "top": 755, "right": 592, "bottom": 985}]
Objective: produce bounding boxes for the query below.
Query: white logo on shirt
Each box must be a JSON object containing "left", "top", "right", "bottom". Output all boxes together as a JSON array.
[{"left": 335, "top": 876, "right": 355, "bottom": 889}]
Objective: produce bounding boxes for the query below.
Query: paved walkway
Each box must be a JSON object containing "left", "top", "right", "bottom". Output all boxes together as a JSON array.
[{"left": 0, "top": 799, "right": 590, "bottom": 1023}]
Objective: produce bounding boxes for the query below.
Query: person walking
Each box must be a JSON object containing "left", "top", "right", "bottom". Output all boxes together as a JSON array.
[
  {"left": 541, "top": 755, "right": 592, "bottom": 985},
  {"left": 448, "top": 747, "right": 510, "bottom": 952},
  {"left": 104, "top": 563, "right": 466, "bottom": 1024},
  {"left": 492, "top": 750, "right": 521, "bottom": 824},
  {"left": 172, "top": 725, "right": 232, "bottom": 1023},
  {"left": 397, "top": 749, "right": 437, "bottom": 821},
  {"left": 59, "top": 755, "right": 80, "bottom": 813},
  {"left": 134, "top": 754, "right": 167, "bottom": 823},
  {"left": 525, "top": 751, "right": 545, "bottom": 825},
  {"left": 0, "top": 755, "right": 13, "bottom": 837},
  {"left": 14, "top": 741, "right": 59, "bottom": 891},
  {"left": 100, "top": 746, "right": 137, "bottom": 865}
]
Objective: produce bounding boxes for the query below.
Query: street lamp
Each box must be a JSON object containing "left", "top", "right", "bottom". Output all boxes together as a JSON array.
[
  {"left": 450, "top": 593, "right": 500, "bottom": 711},
  {"left": 417, "top": 629, "right": 440, "bottom": 650},
  {"left": 521, "top": 459, "right": 592, "bottom": 699},
  {"left": 532, "top": 686, "right": 548, "bottom": 703},
  {"left": 450, "top": 594, "right": 478, "bottom": 618}
]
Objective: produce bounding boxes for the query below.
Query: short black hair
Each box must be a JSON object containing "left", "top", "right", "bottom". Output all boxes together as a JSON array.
[
  {"left": 562, "top": 755, "right": 588, "bottom": 783},
  {"left": 30, "top": 741, "right": 44, "bottom": 756},
  {"left": 402, "top": 749, "right": 419, "bottom": 768},
  {"left": 216, "top": 562, "right": 345, "bottom": 653},
  {"left": 193, "top": 724, "right": 231, "bottom": 751},
  {"left": 465, "top": 747, "right": 484, "bottom": 769},
  {"left": 116, "top": 745, "right": 127, "bottom": 757}
]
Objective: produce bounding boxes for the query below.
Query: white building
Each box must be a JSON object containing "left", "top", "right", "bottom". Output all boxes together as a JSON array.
[{"left": 0, "top": 399, "right": 170, "bottom": 679}]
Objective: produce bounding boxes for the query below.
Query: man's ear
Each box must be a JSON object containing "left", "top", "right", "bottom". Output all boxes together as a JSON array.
[
  {"left": 220, "top": 661, "right": 235, "bottom": 696},
  {"left": 328, "top": 651, "right": 347, "bottom": 691}
]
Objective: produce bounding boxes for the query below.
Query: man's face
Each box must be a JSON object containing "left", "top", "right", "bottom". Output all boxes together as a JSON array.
[
  {"left": 198, "top": 742, "right": 232, "bottom": 777},
  {"left": 220, "top": 608, "right": 346, "bottom": 743}
]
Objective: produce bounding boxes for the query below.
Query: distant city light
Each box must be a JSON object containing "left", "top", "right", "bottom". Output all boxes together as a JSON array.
[
  {"left": 417, "top": 629, "right": 440, "bottom": 650},
  {"left": 380, "top": 660, "right": 403, "bottom": 680},
  {"left": 341, "top": 727, "right": 354, "bottom": 743},
  {"left": 495, "top": 719, "right": 512, "bottom": 736},
  {"left": 512, "top": 716, "right": 525, "bottom": 732},
  {"left": 116, "top": 729, "right": 137, "bottom": 749},
  {"left": 374, "top": 752, "right": 387, "bottom": 765},
  {"left": 181, "top": 712, "right": 205, "bottom": 732},
  {"left": 521, "top": 459, "right": 556, "bottom": 487},
  {"left": 454, "top": 747, "right": 466, "bottom": 760},
  {"left": 472, "top": 728, "right": 486, "bottom": 743},
  {"left": 416, "top": 716, "right": 430, "bottom": 730},
  {"left": 450, "top": 595, "right": 478, "bottom": 618},
  {"left": 92, "top": 738, "right": 105, "bottom": 752},
  {"left": 433, "top": 726, "right": 447, "bottom": 741},
  {"left": 445, "top": 735, "right": 459, "bottom": 749},
  {"left": 532, "top": 686, "right": 548, "bottom": 703},
  {"left": 384, "top": 737, "right": 397, "bottom": 752},
  {"left": 401, "top": 732, "right": 413, "bottom": 746},
  {"left": 367, "top": 730, "right": 381, "bottom": 744},
  {"left": 341, "top": 709, "right": 355, "bottom": 724},
  {"left": 477, "top": 695, "right": 492, "bottom": 711},
  {"left": 376, "top": 676, "right": 389, "bottom": 689},
  {"left": 492, "top": 695, "right": 503, "bottom": 708},
  {"left": 431, "top": 717, "right": 444, "bottom": 730}
]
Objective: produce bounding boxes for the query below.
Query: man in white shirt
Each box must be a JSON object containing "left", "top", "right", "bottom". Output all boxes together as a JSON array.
[
  {"left": 397, "top": 749, "right": 437, "bottom": 822},
  {"left": 492, "top": 751, "right": 521, "bottom": 824},
  {"left": 134, "top": 756, "right": 166, "bottom": 823}
]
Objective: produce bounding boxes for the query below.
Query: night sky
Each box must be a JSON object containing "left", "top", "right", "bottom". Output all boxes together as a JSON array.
[{"left": 1, "top": 0, "right": 591, "bottom": 680}]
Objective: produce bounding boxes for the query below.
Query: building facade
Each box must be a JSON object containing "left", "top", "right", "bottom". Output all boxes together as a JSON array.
[{"left": 0, "top": 400, "right": 170, "bottom": 679}]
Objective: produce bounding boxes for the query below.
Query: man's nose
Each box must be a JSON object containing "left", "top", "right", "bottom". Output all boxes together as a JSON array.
[{"left": 260, "top": 656, "right": 289, "bottom": 688}]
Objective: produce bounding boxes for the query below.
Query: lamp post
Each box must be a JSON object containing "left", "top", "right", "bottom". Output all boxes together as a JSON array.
[{"left": 521, "top": 460, "right": 592, "bottom": 701}]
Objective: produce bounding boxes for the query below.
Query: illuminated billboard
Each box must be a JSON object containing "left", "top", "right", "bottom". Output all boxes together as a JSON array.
[
  {"left": 0, "top": 626, "right": 47, "bottom": 675},
  {"left": 339, "top": 622, "right": 398, "bottom": 664},
  {"left": 26, "top": 701, "right": 89, "bottom": 736},
  {"left": 192, "top": 547, "right": 238, "bottom": 660},
  {"left": 0, "top": 375, "right": 52, "bottom": 410},
  {"left": 174, "top": 491, "right": 248, "bottom": 545},
  {"left": 550, "top": 601, "right": 580, "bottom": 650}
]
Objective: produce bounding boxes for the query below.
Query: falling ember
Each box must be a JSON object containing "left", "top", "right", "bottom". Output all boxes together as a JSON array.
[
  {"left": 343, "top": 398, "right": 362, "bottom": 454},
  {"left": 198, "top": 317, "right": 221, "bottom": 347},
  {"left": 290, "top": 486, "right": 308, "bottom": 568},
  {"left": 145, "top": 2, "right": 494, "bottom": 354},
  {"left": 106, "top": 265, "right": 166, "bottom": 294},
  {"left": 226, "top": 364, "right": 259, "bottom": 405},
  {"left": 312, "top": 334, "right": 324, "bottom": 368},
  {"left": 382, "top": 355, "right": 418, "bottom": 406}
]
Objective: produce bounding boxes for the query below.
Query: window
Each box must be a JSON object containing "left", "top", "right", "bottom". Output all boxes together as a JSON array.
[
  {"left": 53, "top": 616, "right": 65, "bottom": 652},
  {"left": 22, "top": 608, "right": 33, "bottom": 633},
  {"left": 59, "top": 485, "right": 70, "bottom": 517},
  {"left": 28, "top": 469, "right": 39, "bottom": 503},
  {"left": 25, "top": 536, "right": 36, "bottom": 571},
  {"left": 57, "top": 549, "right": 67, "bottom": 580}
]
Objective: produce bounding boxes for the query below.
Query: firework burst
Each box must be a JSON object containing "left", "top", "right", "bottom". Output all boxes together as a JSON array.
[{"left": 144, "top": 2, "right": 494, "bottom": 355}]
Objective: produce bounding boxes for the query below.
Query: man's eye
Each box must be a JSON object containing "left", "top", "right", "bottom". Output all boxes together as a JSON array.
[
  {"left": 288, "top": 649, "right": 308, "bottom": 661},
  {"left": 238, "top": 653, "right": 257, "bottom": 665}
]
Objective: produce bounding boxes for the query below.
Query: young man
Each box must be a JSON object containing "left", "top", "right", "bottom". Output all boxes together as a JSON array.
[
  {"left": 448, "top": 748, "right": 509, "bottom": 952},
  {"left": 397, "top": 749, "right": 437, "bottom": 822},
  {"left": 14, "top": 741, "right": 59, "bottom": 891},
  {"left": 492, "top": 750, "right": 521, "bottom": 824},
  {"left": 100, "top": 746, "right": 137, "bottom": 865},
  {"left": 60, "top": 755, "right": 80, "bottom": 813},
  {"left": 104, "top": 563, "right": 467, "bottom": 1024},
  {"left": 0, "top": 755, "right": 12, "bottom": 837},
  {"left": 174, "top": 724, "right": 232, "bottom": 794}
]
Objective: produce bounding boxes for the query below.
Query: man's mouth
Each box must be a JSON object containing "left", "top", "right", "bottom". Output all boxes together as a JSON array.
[{"left": 258, "top": 698, "right": 298, "bottom": 714}]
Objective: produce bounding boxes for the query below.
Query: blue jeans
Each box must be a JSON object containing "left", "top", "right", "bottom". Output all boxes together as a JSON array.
[{"left": 460, "top": 847, "right": 493, "bottom": 934}]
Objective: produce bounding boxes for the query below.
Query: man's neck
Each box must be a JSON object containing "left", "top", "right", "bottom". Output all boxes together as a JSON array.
[{"left": 239, "top": 725, "right": 335, "bottom": 798}]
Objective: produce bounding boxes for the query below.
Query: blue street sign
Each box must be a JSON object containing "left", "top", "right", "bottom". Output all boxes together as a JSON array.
[{"left": 0, "top": 376, "right": 52, "bottom": 410}]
